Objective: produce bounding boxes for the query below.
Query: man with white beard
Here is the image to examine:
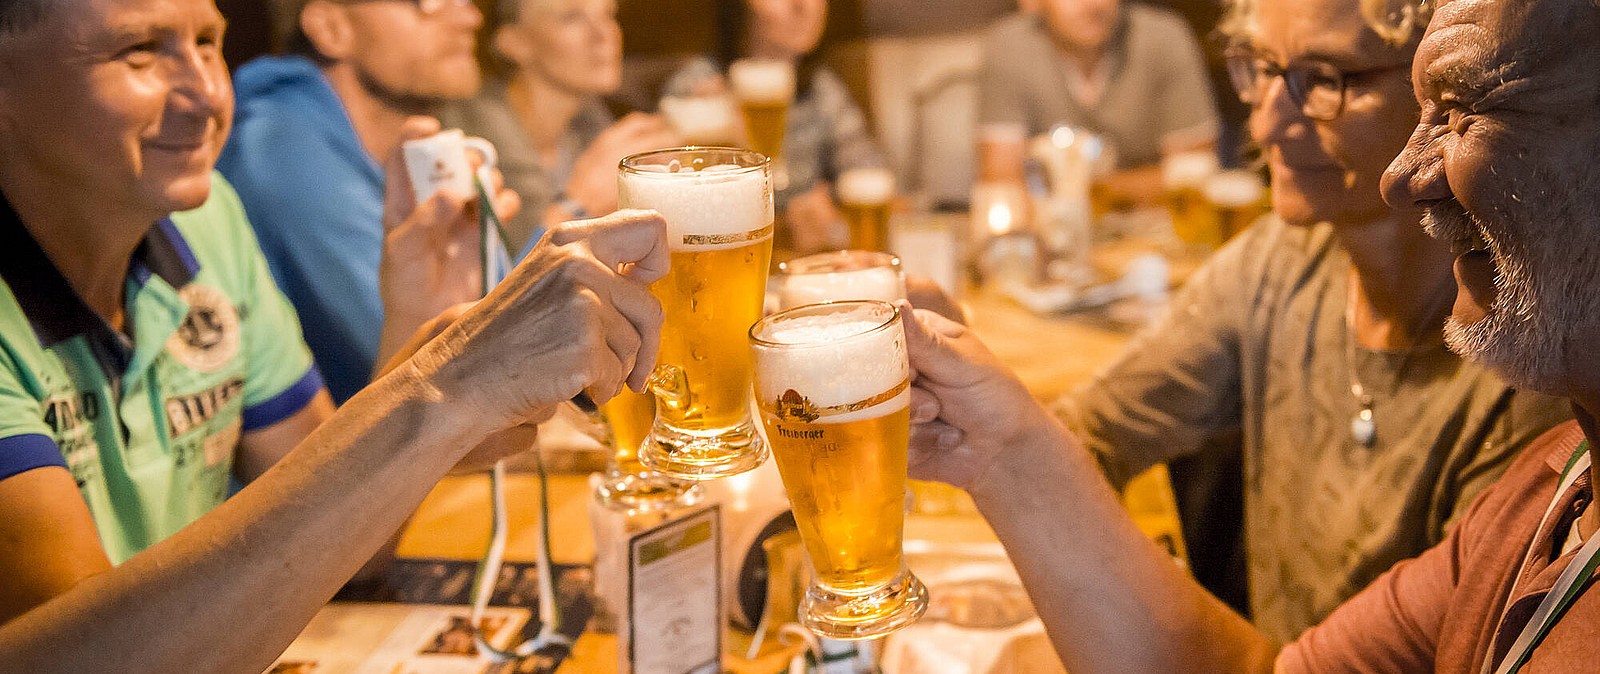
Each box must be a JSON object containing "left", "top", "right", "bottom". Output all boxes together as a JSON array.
[{"left": 896, "top": 0, "right": 1600, "bottom": 670}]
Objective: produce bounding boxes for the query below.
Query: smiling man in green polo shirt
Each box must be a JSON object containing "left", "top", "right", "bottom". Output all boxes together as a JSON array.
[
  {"left": 0, "top": 0, "right": 669, "bottom": 670},
  {"left": 0, "top": 173, "right": 324, "bottom": 565}
]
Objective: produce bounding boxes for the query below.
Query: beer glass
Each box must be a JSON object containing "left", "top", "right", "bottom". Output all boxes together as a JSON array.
[
  {"left": 749, "top": 300, "right": 928, "bottom": 639},
  {"left": 775, "top": 250, "right": 906, "bottom": 311},
  {"left": 593, "top": 389, "right": 702, "bottom": 511},
  {"left": 835, "top": 168, "right": 895, "bottom": 252},
  {"left": 1203, "top": 170, "right": 1270, "bottom": 241},
  {"left": 619, "top": 147, "right": 774, "bottom": 480},
  {"left": 1162, "top": 151, "right": 1222, "bottom": 248},
  {"left": 729, "top": 59, "right": 794, "bottom": 187}
]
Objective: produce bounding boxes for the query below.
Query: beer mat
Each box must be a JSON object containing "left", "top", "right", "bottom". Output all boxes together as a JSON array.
[
  {"left": 336, "top": 559, "right": 594, "bottom": 674},
  {"left": 681, "top": 223, "right": 773, "bottom": 246}
]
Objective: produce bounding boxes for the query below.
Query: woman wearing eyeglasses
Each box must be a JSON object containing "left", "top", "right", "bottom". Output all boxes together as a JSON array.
[{"left": 1039, "top": 0, "right": 1572, "bottom": 643}]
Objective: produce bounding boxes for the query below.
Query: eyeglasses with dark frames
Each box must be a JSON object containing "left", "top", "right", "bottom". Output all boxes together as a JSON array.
[{"left": 1224, "top": 46, "right": 1411, "bottom": 121}]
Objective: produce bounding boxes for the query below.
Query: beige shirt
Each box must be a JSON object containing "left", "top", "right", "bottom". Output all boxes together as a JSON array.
[
  {"left": 978, "top": 8, "right": 1219, "bottom": 168},
  {"left": 1057, "top": 217, "right": 1572, "bottom": 643}
]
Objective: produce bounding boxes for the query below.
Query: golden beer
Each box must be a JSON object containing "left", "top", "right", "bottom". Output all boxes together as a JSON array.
[
  {"left": 750, "top": 300, "right": 928, "bottom": 640},
  {"left": 739, "top": 100, "right": 789, "bottom": 166},
  {"left": 594, "top": 387, "right": 702, "bottom": 512},
  {"left": 619, "top": 147, "right": 774, "bottom": 480},
  {"left": 600, "top": 390, "right": 655, "bottom": 474},
  {"left": 1204, "top": 169, "right": 1270, "bottom": 241},
  {"left": 769, "top": 402, "right": 911, "bottom": 592},
  {"left": 729, "top": 59, "right": 794, "bottom": 173},
  {"left": 836, "top": 167, "right": 896, "bottom": 252},
  {"left": 650, "top": 241, "right": 773, "bottom": 431},
  {"left": 1162, "top": 151, "right": 1222, "bottom": 248},
  {"left": 776, "top": 250, "right": 905, "bottom": 311}
]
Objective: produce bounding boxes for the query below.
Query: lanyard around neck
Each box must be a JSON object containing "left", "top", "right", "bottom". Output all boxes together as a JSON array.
[{"left": 1484, "top": 441, "right": 1600, "bottom": 674}]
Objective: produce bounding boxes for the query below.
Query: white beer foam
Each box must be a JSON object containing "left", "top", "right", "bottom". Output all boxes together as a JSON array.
[
  {"left": 755, "top": 312, "right": 909, "bottom": 423},
  {"left": 659, "top": 95, "right": 739, "bottom": 141},
  {"left": 1161, "top": 151, "right": 1219, "bottom": 188},
  {"left": 619, "top": 162, "right": 774, "bottom": 251},
  {"left": 837, "top": 167, "right": 895, "bottom": 204},
  {"left": 778, "top": 266, "right": 905, "bottom": 310},
  {"left": 729, "top": 59, "right": 795, "bottom": 103},
  {"left": 1202, "top": 170, "right": 1265, "bottom": 207}
]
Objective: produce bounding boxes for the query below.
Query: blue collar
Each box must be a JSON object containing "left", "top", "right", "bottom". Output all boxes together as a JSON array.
[{"left": 0, "top": 189, "right": 201, "bottom": 373}]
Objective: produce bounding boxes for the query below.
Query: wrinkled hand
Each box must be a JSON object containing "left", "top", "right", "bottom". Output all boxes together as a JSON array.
[
  {"left": 564, "top": 113, "right": 682, "bottom": 216},
  {"left": 408, "top": 209, "right": 669, "bottom": 437},
  {"left": 906, "top": 275, "right": 967, "bottom": 324},
  {"left": 378, "top": 117, "right": 522, "bottom": 368},
  {"left": 784, "top": 182, "right": 845, "bottom": 253},
  {"left": 902, "top": 304, "right": 1055, "bottom": 489},
  {"left": 376, "top": 303, "right": 544, "bottom": 472}
]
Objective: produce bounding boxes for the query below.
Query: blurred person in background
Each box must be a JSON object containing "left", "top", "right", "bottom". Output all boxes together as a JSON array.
[
  {"left": 438, "top": 0, "right": 680, "bottom": 257},
  {"left": 976, "top": 0, "right": 1219, "bottom": 204},
  {"left": 217, "top": 0, "right": 510, "bottom": 403},
  {"left": 663, "top": 0, "right": 889, "bottom": 254},
  {"left": 924, "top": 0, "right": 1570, "bottom": 642}
]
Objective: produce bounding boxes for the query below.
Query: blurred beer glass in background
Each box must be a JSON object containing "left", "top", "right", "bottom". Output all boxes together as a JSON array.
[
  {"left": 1161, "top": 151, "right": 1222, "bottom": 248},
  {"left": 729, "top": 59, "right": 795, "bottom": 187},
  {"left": 835, "top": 168, "right": 896, "bottom": 252},
  {"left": 775, "top": 250, "right": 906, "bottom": 311},
  {"left": 659, "top": 94, "right": 742, "bottom": 147},
  {"left": 750, "top": 300, "right": 928, "bottom": 639},
  {"left": 619, "top": 148, "right": 774, "bottom": 480},
  {"left": 593, "top": 390, "right": 702, "bottom": 511},
  {"left": 1203, "top": 169, "right": 1270, "bottom": 242}
]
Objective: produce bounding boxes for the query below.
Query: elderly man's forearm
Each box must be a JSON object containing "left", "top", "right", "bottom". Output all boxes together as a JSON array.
[{"left": 0, "top": 362, "right": 490, "bottom": 674}]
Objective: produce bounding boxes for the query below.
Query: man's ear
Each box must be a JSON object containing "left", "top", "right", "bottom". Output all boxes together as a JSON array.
[
  {"left": 490, "top": 24, "right": 531, "bottom": 68},
  {"left": 299, "top": 0, "right": 356, "bottom": 62}
]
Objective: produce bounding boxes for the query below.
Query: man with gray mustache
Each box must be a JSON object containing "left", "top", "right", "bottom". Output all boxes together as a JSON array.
[{"left": 899, "top": 0, "right": 1600, "bottom": 670}]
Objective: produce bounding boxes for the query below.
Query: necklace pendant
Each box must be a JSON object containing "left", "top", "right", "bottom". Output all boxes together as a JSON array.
[{"left": 1351, "top": 406, "right": 1376, "bottom": 447}]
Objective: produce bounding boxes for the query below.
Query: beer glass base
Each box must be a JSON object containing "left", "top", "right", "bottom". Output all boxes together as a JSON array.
[
  {"left": 800, "top": 570, "right": 928, "bottom": 640},
  {"left": 593, "top": 468, "right": 703, "bottom": 513},
  {"left": 639, "top": 421, "right": 768, "bottom": 481}
]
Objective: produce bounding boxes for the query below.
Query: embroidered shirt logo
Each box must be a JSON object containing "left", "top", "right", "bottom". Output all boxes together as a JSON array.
[{"left": 166, "top": 284, "right": 239, "bottom": 373}]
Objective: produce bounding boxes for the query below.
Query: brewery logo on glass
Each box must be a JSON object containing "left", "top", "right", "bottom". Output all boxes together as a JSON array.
[
  {"left": 167, "top": 284, "right": 240, "bottom": 373},
  {"left": 775, "top": 389, "right": 821, "bottom": 423}
]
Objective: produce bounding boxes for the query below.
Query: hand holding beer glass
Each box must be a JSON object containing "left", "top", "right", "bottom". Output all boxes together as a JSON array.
[
  {"left": 776, "top": 250, "right": 906, "bottom": 311},
  {"left": 750, "top": 301, "right": 928, "bottom": 639},
  {"left": 728, "top": 59, "right": 795, "bottom": 188},
  {"left": 619, "top": 148, "right": 774, "bottom": 480}
]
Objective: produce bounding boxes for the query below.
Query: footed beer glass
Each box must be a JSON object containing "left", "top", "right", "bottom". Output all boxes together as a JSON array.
[
  {"left": 749, "top": 300, "right": 928, "bottom": 639},
  {"left": 593, "top": 389, "right": 701, "bottom": 511},
  {"left": 620, "top": 148, "right": 774, "bottom": 480}
]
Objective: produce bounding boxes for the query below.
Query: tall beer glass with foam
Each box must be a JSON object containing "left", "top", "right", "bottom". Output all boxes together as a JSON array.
[
  {"left": 750, "top": 300, "right": 928, "bottom": 639},
  {"left": 620, "top": 148, "right": 774, "bottom": 480}
]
